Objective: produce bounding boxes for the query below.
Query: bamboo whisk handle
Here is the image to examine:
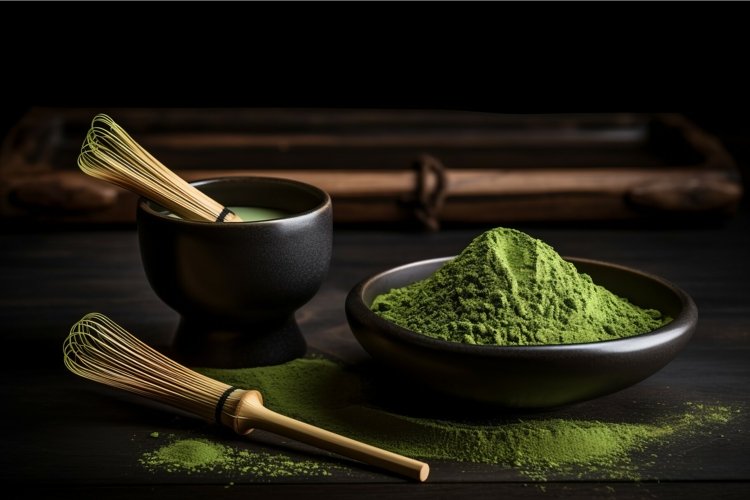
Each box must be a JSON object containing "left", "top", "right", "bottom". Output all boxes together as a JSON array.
[{"left": 227, "top": 390, "right": 429, "bottom": 482}]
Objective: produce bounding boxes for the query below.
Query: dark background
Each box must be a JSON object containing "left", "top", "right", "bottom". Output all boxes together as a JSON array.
[{"left": 2, "top": 2, "right": 749, "bottom": 215}]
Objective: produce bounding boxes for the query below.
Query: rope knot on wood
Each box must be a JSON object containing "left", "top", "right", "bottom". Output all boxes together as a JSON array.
[{"left": 400, "top": 154, "right": 447, "bottom": 231}]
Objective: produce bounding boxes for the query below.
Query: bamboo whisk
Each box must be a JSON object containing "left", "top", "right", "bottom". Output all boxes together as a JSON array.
[
  {"left": 63, "top": 313, "right": 429, "bottom": 482},
  {"left": 78, "top": 114, "right": 242, "bottom": 222}
]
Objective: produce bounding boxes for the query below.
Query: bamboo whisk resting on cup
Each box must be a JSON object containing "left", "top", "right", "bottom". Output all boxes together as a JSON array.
[
  {"left": 78, "top": 114, "right": 242, "bottom": 222},
  {"left": 63, "top": 313, "right": 429, "bottom": 482}
]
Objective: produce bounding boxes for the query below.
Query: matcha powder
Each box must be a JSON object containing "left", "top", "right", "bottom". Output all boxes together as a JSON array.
[
  {"left": 141, "top": 439, "right": 225, "bottom": 472},
  {"left": 199, "top": 359, "right": 739, "bottom": 481},
  {"left": 371, "top": 227, "right": 670, "bottom": 345},
  {"left": 139, "top": 437, "right": 336, "bottom": 478}
]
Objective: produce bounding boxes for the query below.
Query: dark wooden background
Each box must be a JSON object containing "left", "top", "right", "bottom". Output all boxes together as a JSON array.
[{"left": 1, "top": 3, "right": 749, "bottom": 493}]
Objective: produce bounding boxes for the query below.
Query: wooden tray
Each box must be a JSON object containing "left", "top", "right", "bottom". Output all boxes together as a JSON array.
[{"left": 0, "top": 109, "right": 742, "bottom": 228}]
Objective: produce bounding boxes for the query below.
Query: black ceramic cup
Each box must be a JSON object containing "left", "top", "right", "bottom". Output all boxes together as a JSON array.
[{"left": 137, "top": 177, "right": 332, "bottom": 368}]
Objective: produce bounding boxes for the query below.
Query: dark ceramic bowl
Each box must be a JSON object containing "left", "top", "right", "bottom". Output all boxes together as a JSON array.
[
  {"left": 346, "top": 256, "right": 697, "bottom": 408},
  {"left": 138, "top": 177, "right": 332, "bottom": 368}
]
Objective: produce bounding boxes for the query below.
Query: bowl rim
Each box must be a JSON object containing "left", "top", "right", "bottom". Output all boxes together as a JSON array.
[
  {"left": 138, "top": 176, "right": 332, "bottom": 226},
  {"left": 346, "top": 255, "right": 697, "bottom": 357}
]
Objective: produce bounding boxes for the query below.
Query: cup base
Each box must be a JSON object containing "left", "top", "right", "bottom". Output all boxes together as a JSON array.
[{"left": 170, "top": 315, "right": 307, "bottom": 368}]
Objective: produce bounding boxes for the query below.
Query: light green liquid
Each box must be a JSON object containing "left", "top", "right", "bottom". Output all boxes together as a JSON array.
[
  {"left": 166, "top": 206, "right": 289, "bottom": 222},
  {"left": 227, "top": 206, "right": 289, "bottom": 222}
]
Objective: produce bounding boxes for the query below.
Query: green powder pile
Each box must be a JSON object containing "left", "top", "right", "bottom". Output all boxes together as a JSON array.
[
  {"left": 371, "top": 227, "right": 670, "bottom": 345},
  {"left": 139, "top": 437, "right": 336, "bottom": 478},
  {"left": 140, "top": 439, "right": 226, "bottom": 473},
  {"left": 199, "top": 358, "right": 738, "bottom": 481}
]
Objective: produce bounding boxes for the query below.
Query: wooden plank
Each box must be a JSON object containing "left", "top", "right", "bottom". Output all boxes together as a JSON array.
[
  {"left": 0, "top": 168, "right": 742, "bottom": 222},
  {"left": 30, "top": 482, "right": 750, "bottom": 500},
  {"left": 0, "top": 110, "right": 742, "bottom": 225}
]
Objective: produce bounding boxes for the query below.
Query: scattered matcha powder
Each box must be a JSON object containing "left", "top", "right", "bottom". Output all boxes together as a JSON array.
[
  {"left": 371, "top": 227, "right": 670, "bottom": 345},
  {"left": 141, "top": 439, "right": 224, "bottom": 473},
  {"left": 139, "top": 437, "right": 337, "bottom": 478},
  {"left": 198, "top": 358, "right": 738, "bottom": 481}
]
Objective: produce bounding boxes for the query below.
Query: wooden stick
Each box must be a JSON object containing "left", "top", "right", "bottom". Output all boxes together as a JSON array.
[{"left": 227, "top": 390, "right": 429, "bottom": 482}]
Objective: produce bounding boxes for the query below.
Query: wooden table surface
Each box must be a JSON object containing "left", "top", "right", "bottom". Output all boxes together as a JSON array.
[{"left": 1, "top": 210, "right": 748, "bottom": 499}]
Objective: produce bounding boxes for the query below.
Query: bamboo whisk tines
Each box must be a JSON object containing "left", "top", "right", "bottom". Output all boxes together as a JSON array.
[
  {"left": 77, "top": 114, "right": 242, "bottom": 223},
  {"left": 63, "top": 313, "right": 429, "bottom": 482}
]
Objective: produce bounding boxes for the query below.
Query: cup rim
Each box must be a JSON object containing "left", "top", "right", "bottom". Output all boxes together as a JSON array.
[{"left": 137, "top": 176, "right": 331, "bottom": 225}]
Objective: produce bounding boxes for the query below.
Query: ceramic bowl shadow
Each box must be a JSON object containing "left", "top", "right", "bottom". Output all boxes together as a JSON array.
[
  {"left": 345, "top": 256, "right": 697, "bottom": 408},
  {"left": 137, "top": 177, "right": 332, "bottom": 368}
]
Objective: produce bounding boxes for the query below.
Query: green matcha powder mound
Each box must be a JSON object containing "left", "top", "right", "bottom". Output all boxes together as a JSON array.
[{"left": 371, "top": 227, "right": 670, "bottom": 345}]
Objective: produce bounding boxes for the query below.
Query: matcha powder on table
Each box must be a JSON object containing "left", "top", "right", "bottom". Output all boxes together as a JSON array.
[
  {"left": 141, "top": 439, "right": 225, "bottom": 473},
  {"left": 139, "top": 438, "right": 336, "bottom": 478},
  {"left": 371, "top": 227, "right": 670, "bottom": 345},
  {"left": 200, "top": 359, "right": 739, "bottom": 482}
]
